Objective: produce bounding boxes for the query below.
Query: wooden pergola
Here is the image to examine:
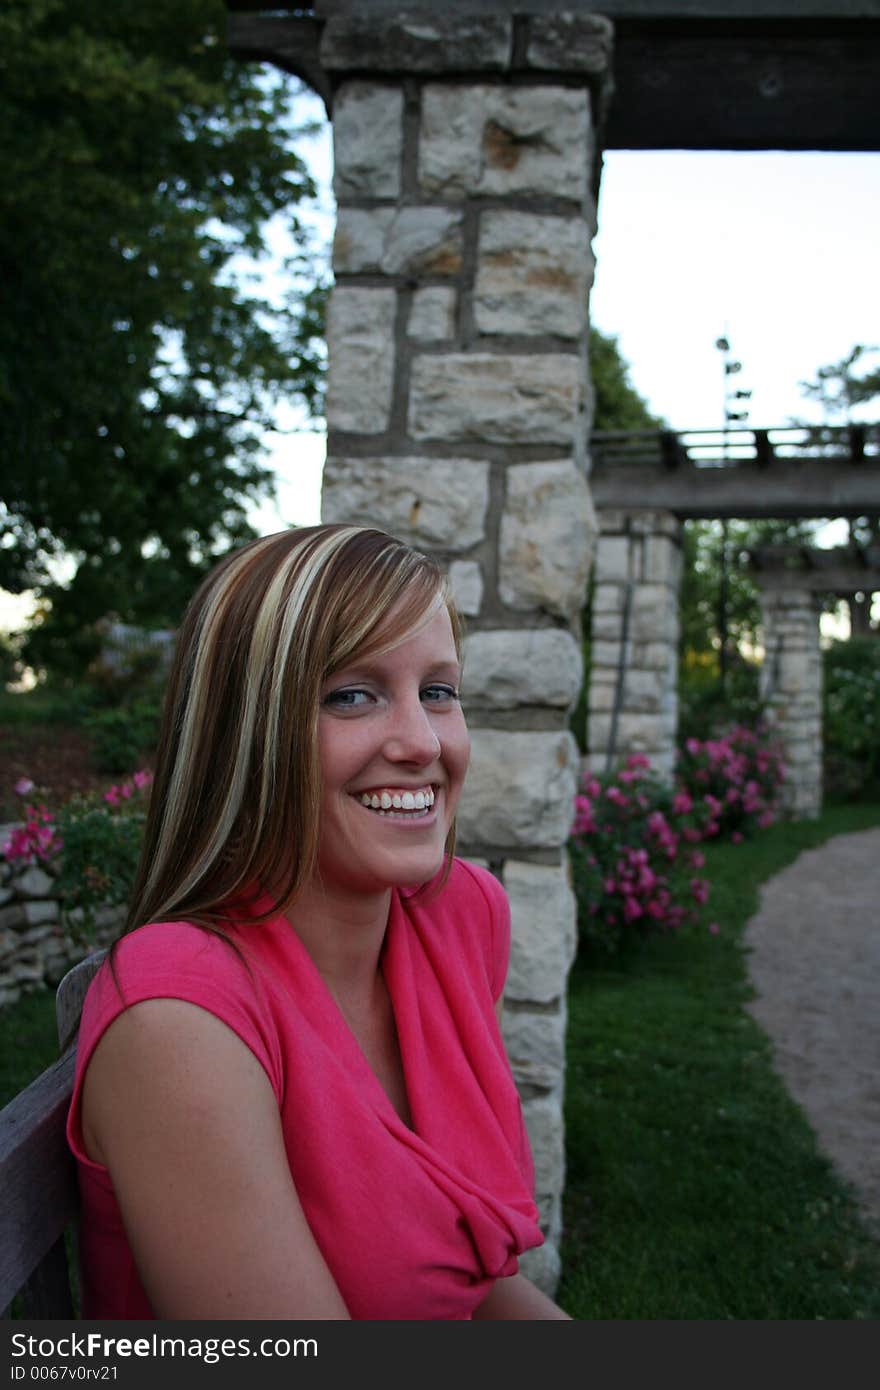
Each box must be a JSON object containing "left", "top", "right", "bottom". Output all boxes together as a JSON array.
[{"left": 590, "top": 424, "right": 880, "bottom": 519}]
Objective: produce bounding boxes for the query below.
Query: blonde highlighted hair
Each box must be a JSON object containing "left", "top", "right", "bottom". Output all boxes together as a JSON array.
[{"left": 121, "top": 524, "right": 460, "bottom": 939}]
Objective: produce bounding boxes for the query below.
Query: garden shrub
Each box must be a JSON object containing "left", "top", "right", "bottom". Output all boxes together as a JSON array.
[
  {"left": 569, "top": 727, "right": 787, "bottom": 956},
  {"left": 3, "top": 771, "right": 152, "bottom": 941},
  {"left": 675, "top": 724, "right": 786, "bottom": 841},
  {"left": 82, "top": 699, "right": 161, "bottom": 773},
  {"left": 822, "top": 637, "right": 880, "bottom": 801},
  {"left": 568, "top": 754, "right": 716, "bottom": 956}
]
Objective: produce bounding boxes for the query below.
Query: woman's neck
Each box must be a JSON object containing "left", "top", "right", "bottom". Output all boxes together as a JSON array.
[{"left": 283, "top": 877, "right": 393, "bottom": 1003}]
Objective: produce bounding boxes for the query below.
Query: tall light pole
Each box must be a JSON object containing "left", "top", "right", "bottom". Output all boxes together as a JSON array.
[{"left": 714, "top": 335, "right": 752, "bottom": 694}]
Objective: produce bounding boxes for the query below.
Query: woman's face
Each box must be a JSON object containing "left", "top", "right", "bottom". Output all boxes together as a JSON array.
[{"left": 314, "top": 604, "right": 470, "bottom": 898}]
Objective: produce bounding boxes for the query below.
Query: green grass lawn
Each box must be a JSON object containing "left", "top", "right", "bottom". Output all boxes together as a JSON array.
[{"left": 557, "top": 802, "right": 880, "bottom": 1319}]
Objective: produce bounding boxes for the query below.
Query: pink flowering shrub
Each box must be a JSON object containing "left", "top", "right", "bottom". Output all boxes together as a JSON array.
[
  {"left": 3, "top": 771, "right": 153, "bottom": 939},
  {"left": 675, "top": 725, "right": 786, "bottom": 839},
  {"left": 569, "top": 754, "right": 716, "bottom": 955}
]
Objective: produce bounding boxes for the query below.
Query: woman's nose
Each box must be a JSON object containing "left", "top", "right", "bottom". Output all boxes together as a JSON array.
[{"left": 383, "top": 697, "right": 441, "bottom": 764}]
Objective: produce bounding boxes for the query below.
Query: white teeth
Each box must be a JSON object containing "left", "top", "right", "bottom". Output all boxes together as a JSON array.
[{"left": 356, "top": 787, "right": 435, "bottom": 815}]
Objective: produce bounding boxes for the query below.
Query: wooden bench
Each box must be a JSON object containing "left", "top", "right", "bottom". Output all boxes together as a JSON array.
[{"left": 0, "top": 951, "right": 107, "bottom": 1318}]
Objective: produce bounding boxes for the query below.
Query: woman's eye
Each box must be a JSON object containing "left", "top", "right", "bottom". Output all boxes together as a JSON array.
[
  {"left": 323, "top": 688, "right": 371, "bottom": 709},
  {"left": 422, "top": 684, "right": 459, "bottom": 704}
]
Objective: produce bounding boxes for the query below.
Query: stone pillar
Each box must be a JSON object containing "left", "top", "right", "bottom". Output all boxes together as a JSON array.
[
  {"left": 587, "top": 509, "right": 682, "bottom": 782},
  {"left": 319, "top": 12, "right": 613, "bottom": 1292},
  {"left": 758, "top": 585, "right": 823, "bottom": 818}
]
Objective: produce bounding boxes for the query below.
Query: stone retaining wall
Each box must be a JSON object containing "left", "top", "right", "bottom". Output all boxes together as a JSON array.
[{"left": 0, "top": 839, "right": 120, "bottom": 1008}]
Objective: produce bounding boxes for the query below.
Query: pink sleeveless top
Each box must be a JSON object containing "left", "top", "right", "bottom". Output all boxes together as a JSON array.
[{"left": 67, "top": 859, "right": 542, "bottom": 1319}]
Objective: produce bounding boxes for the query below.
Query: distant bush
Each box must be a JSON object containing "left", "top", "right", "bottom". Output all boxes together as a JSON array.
[
  {"left": 82, "top": 699, "right": 161, "bottom": 774},
  {"left": 823, "top": 637, "right": 880, "bottom": 800},
  {"left": 675, "top": 724, "right": 786, "bottom": 841},
  {"left": 677, "top": 653, "right": 764, "bottom": 742}
]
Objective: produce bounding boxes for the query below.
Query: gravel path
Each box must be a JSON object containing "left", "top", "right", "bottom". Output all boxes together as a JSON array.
[{"left": 744, "top": 827, "right": 880, "bottom": 1237}]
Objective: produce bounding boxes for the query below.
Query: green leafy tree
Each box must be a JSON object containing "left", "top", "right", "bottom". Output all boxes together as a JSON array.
[
  {"left": 590, "top": 328, "right": 664, "bottom": 432},
  {"left": 796, "top": 345, "right": 879, "bottom": 634},
  {"left": 0, "top": 0, "right": 326, "bottom": 674}
]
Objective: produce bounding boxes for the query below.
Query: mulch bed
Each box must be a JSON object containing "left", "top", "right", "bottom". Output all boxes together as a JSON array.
[{"left": 0, "top": 723, "right": 110, "bottom": 822}]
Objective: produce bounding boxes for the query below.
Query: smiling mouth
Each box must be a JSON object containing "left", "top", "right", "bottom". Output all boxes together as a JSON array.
[{"left": 353, "top": 786, "right": 436, "bottom": 817}]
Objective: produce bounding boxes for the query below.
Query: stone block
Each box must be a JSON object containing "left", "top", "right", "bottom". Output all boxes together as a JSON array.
[
  {"left": 462, "top": 629, "right": 583, "bottom": 710},
  {"left": 474, "top": 212, "right": 592, "bottom": 339},
  {"left": 590, "top": 640, "right": 621, "bottom": 671},
  {"left": 522, "top": 1093, "right": 565, "bottom": 1197},
  {"left": 519, "top": 1241, "right": 561, "bottom": 1299},
  {"left": 321, "top": 16, "right": 512, "bottom": 73},
  {"left": 322, "top": 456, "right": 489, "bottom": 550},
  {"left": 22, "top": 900, "right": 59, "bottom": 927},
  {"left": 498, "top": 460, "right": 596, "bottom": 619},
  {"left": 457, "top": 730, "right": 579, "bottom": 851},
  {"left": 503, "top": 1005, "right": 567, "bottom": 1090},
  {"left": 594, "top": 536, "right": 631, "bottom": 584},
  {"left": 0, "top": 902, "right": 26, "bottom": 932},
  {"left": 0, "top": 887, "right": 13, "bottom": 908},
  {"left": 591, "top": 611, "right": 627, "bottom": 643},
  {"left": 408, "top": 354, "right": 585, "bottom": 448},
  {"left": 408, "top": 287, "right": 457, "bottom": 341},
  {"left": 325, "top": 288, "right": 396, "bottom": 435},
  {"left": 419, "top": 86, "right": 590, "bottom": 201},
  {"left": 644, "top": 534, "right": 683, "bottom": 586},
  {"left": 448, "top": 562, "right": 483, "bottom": 617},
  {"left": 592, "top": 583, "right": 624, "bottom": 615},
  {"left": 503, "top": 860, "right": 577, "bottom": 1003},
  {"left": 525, "top": 14, "right": 614, "bottom": 73},
  {"left": 334, "top": 207, "right": 463, "bottom": 277},
  {"left": 332, "top": 83, "right": 403, "bottom": 199},
  {"left": 13, "top": 865, "right": 55, "bottom": 899}
]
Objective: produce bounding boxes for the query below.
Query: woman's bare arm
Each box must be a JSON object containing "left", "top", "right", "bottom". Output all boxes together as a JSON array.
[
  {"left": 82, "top": 998, "right": 350, "bottom": 1320},
  {"left": 472, "top": 1271, "right": 571, "bottom": 1320}
]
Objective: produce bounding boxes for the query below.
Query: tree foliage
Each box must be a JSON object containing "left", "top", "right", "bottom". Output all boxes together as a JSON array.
[
  {"left": 0, "top": 0, "right": 326, "bottom": 672},
  {"left": 798, "top": 343, "right": 880, "bottom": 423},
  {"left": 590, "top": 328, "right": 663, "bottom": 432}
]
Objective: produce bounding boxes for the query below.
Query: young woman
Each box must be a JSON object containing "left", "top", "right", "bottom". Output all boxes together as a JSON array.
[{"left": 67, "top": 524, "right": 570, "bottom": 1320}]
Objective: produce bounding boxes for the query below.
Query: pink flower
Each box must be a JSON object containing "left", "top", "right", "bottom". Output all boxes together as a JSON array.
[
  {"left": 132, "top": 768, "right": 153, "bottom": 790},
  {"left": 625, "top": 753, "right": 651, "bottom": 770},
  {"left": 14, "top": 777, "right": 34, "bottom": 796},
  {"left": 672, "top": 791, "right": 693, "bottom": 815},
  {"left": 758, "top": 811, "right": 775, "bottom": 829},
  {"left": 623, "top": 896, "right": 643, "bottom": 922},
  {"left": 708, "top": 922, "right": 720, "bottom": 936},
  {"left": 689, "top": 850, "right": 705, "bottom": 869},
  {"left": 685, "top": 738, "right": 701, "bottom": 756},
  {"left": 690, "top": 878, "right": 710, "bottom": 905},
  {"left": 103, "top": 787, "right": 121, "bottom": 807},
  {"left": 731, "top": 831, "right": 744, "bottom": 844}
]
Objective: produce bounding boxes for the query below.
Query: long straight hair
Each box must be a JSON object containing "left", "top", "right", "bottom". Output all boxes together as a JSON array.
[{"left": 120, "top": 525, "right": 461, "bottom": 942}]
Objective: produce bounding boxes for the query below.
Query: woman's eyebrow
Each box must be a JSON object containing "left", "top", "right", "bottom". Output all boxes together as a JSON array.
[{"left": 327, "top": 656, "right": 461, "bottom": 683}]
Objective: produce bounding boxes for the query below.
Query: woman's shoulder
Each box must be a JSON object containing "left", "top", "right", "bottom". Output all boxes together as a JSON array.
[
  {"left": 444, "top": 857, "right": 509, "bottom": 917},
  {"left": 80, "top": 919, "right": 266, "bottom": 1047}
]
